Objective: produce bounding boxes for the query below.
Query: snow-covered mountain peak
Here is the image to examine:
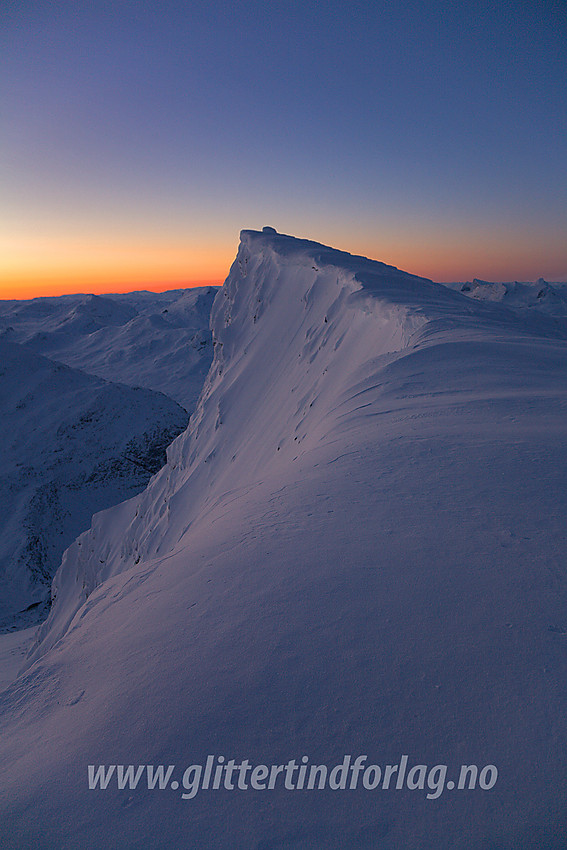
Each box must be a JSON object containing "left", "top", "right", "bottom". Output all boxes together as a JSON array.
[
  {"left": 63, "top": 293, "right": 137, "bottom": 328},
  {"left": 3, "top": 231, "right": 567, "bottom": 848},
  {"left": 22, "top": 232, "right": 567, "bottom": 661},
  {"left": 26, "top": 231, "right": 448, "bottom": 659},
  {"left": 22, "top": 229, "right": 531, "bottom": 660}
]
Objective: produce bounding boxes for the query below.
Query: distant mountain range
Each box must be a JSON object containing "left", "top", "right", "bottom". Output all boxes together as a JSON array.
[
  {"left": 0, "top": 288, "right": 216, "bottom": 630},
  {"left": 0, "top": 287, "right": 217, "bottom": 408},
  {"left": 443, "top": 276, "right": 567, "bottom": 316}
]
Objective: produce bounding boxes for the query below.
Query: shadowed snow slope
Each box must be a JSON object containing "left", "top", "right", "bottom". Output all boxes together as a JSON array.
[
  {"left": 0, "top": 287, "right": 216, "bottom": 409},
  {"left": 1, "top": 230, "right": 567, "bottom": 849},
  {"left": 0, "top": 338, "right": 188, "bottom": 633}
]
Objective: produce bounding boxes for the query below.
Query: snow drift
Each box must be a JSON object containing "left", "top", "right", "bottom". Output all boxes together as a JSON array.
[{"left": 1, "top": 229, "right": 567, "bottom": 849}]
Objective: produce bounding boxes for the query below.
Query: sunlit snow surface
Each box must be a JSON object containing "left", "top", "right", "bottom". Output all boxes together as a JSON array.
[{"left": 1, "top": 231, "right": 566, "bottom": 848}]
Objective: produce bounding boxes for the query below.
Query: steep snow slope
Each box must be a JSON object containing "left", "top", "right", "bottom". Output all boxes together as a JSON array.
[
  {"left": 1, "top": 230, "right": 567, "bottom": 849},
  {"left": 0, "top": 338, "right": 188, "bottom": 632},
  {"left": 0, "top": 287, "right": 216, "bottom": 409}
]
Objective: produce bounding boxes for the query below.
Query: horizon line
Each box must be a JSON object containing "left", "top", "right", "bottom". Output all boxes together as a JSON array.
[{"left": 0, "top": 279, "right": 225, "bottom": 302}]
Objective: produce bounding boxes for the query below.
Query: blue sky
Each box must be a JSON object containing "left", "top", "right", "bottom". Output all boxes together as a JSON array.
[{"left": 1, "top": 0, "right": 566, "bottom": 295}]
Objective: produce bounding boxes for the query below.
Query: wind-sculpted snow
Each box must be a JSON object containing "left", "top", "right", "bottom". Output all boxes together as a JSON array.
[
  {"left": 2, "top": 230, "right": 567, "bottom": 849},
  {"left": 25, "top": 231, "right": 451, "bottom": 659}
]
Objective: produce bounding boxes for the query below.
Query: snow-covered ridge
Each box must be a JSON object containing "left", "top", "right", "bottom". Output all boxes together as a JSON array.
[
  {"left": 25, "top": 229, "right": 450, "bottom": 660},
  {"left": 3, "top": 230, "right": 567, "bottom": 847},
  {"left": 26, "top": 228, "right": 560, "bottom": 664}
]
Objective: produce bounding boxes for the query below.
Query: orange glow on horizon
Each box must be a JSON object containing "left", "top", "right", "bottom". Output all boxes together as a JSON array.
[
  {"left": 350, "top": 225, "right": 567, "bottom": 285},
  {"left": 0, "top": 276, "right": 224, "bottom": 301},
  {"left": 1, "top": 227, "right": 565, "bottom": 300},
  {"left": 0, "top": 232, "right": 232, "bottom": 299}
]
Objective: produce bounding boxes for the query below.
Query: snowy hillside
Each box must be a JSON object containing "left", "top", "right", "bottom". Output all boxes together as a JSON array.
[
  {"left": 0, "top": 286, "right": 214, "bottom": 632},
  {"left": 443, "top": 277, "right": 567, "bottom": 318},
  {"left": 0, "top": 287, "right": 217, "bottom": 409},
  {"left": 0, "top": 337, "right": 188, "bottom": 632},
  {"left": 1, "top": 229, "right": 567, "bottom": 849}
]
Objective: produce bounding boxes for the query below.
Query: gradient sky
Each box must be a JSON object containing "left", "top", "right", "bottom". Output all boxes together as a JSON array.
[{"left": 1, "top": 0, "right": 566, "bottom": 298}]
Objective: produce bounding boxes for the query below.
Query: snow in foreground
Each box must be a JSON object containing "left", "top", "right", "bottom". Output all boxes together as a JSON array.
[
  {"left": 0, "top": 628, "right": 35, "bottom": 692},
  {"left": 1, "top": 230, "right": 566, "bottom": 848}
]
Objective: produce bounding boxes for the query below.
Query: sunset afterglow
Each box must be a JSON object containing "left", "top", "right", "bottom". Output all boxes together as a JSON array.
[{"left": 1, "top": 1, "right": 566, "bottom": 297}]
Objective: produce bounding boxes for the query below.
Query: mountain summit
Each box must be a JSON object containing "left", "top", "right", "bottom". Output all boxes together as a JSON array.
[{"left": 1, "top": 230, "right": 567, "bottom": 849}]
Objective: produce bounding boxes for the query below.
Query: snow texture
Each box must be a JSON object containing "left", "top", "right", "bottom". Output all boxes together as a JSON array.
[{"left": 1, "top": 231, "right": 566, "bottom": 848}]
